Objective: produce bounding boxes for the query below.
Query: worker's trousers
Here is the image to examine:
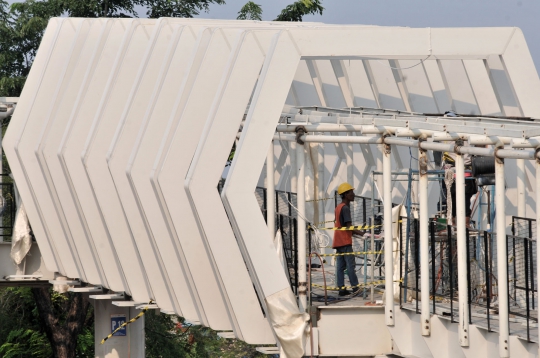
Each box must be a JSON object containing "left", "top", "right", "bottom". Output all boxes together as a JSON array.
[{"left": 335, "top": 245, "right": 359, "bottom": 291}]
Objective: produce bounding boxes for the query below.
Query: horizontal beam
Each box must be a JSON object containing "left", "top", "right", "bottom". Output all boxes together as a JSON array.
[
  {"left": 89, "top": 293, "right": 124, "bottom": 300},
  {"left": 49, "top": 279, "right": 81, "bottom": 286},
  {"left": 276, "top": 124, "right": 364, "bottom": 132},
  {"left": 273, "top": 134, "right": 382, "bottom": 144},
  {"left": 275, "top": 132, "right": 540, "bottom": 160},
  {"left": 68, "top": 286, "right": 103, "bottom": 293},
  {"left": 3, "top": 275, "right": 43, "bottom": 280},
  {"left": 112, "top": 301, "right": 145, "bottom": 307}
]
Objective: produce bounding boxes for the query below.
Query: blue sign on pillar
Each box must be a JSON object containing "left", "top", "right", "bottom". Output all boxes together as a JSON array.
[{"left": 111, "top": 314, "right": 127, "bottom": 336}]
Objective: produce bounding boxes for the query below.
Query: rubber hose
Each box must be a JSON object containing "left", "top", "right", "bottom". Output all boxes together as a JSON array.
[{"left": 472, "top": 156, "right": 495, "bottom": 176}]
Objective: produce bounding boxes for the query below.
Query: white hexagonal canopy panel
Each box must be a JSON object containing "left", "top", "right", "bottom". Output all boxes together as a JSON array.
[{"left": 5, "top": 17, "right": 540, "bottom": 355}]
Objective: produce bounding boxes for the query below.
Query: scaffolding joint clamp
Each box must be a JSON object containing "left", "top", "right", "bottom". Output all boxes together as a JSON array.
[
  {"left": 454, "top": 138, "right": 464, "bottom": 155},
  {"left": 294, "top": 125, "right": 307, "bottom": 145},
  {"left": 494, "top": 145, "right": 505, "bottom": 164},
  {"left": 382, "top": 133, "right": 391, "bottom": 154},
  {"left": 535, "top": 146, "right": 540, "bottom": 164}
]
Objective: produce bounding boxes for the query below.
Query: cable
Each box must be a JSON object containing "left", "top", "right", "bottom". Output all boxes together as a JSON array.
[
  {"left": 375, "top": 55, "right": 432, "bottom": 70},
  {"left": 276, "top": 132, "right": 331, "bottom": 257}
]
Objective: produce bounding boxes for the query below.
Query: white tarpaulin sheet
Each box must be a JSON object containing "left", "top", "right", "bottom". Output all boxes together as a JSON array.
[{"left": 11, "top": 202, "right": 32, "bottom": 265}]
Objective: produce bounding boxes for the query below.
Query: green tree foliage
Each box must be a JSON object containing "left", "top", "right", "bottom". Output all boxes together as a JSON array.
[
  {"left": 0, "top": 0, "right": 62, "bottom": 96},
  {"left": 0, "top": 287, "right": 94, "bottom": 358},
  {"left": 236, "top": 1, "right": 262, "bottom": 21},
  {"left": 275, "top": 0, "right": 323, "bottom": 21},
  {"left": 145, "top": 310, "right": 272, "bottom": 358},
  {"left": 145, "top": 0, "right": 225, "bottom": 18},
  {"left": 52, "top": 0, "right": 143, "bottom": 18},
  {"left": 0, "top": 0, "right": 228, "bottom": 97}
]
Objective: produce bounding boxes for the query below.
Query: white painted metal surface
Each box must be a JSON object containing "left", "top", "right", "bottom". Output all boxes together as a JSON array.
[
  {"left": 296, "top": 142, "right": 307, "bottom": 312},
  {"left": 3, "top": 18, "right": 70, "bottom": 275},
  {"left": 155, "top": 27, "right": 278, "bottom": 342},
  {"left": 495, "top": 155, "right": 510, "bottom": 357},
  {"left": 106, "top": 19, "right": 194, "bottom": 319},
  {"left": 537, "top": 155, "right": 540, "bottom": 358},
  {"left": 37, "top": 19, "right": 111, "bottom": 289},
  {"left": 419, "top": 145, "right": 430, "bottom": 336},
  {"left": 382, "top": 141, "right": 394, "bottom": 325},
  {"left": 6, "top": 18, "right": 540, "bottom": 357},
  {"left": 61, "top": 19, "right": 151, "bottom": 302},
  {"left": 455, "top": 154, "right": 469, "bottom": 346}
]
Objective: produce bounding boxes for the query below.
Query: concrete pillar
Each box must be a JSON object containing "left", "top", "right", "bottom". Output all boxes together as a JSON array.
[{"left": 94, "top": 300, "right": 145, "bottom": 358}]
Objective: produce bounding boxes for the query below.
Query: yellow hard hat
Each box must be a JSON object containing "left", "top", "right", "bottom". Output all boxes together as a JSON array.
[{"left": 337, "top": 182, "right": 354, "bottom": 195}]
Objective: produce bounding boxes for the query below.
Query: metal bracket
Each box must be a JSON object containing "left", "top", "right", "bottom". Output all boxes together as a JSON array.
[
  {"left": 294, "top": 125, "right": 307, "bottom": 145},
  {"left": 535, "top": 147, "right": 540, "bottom": 164},
  {"left": 382, "top": 134, "right": 391, "bottom": 155},
  {"left": 494, "top": 146, "right": 505, "bottom": 164},
  {"left": 454, "top": 138, "right": 464, "bottom": 155}
]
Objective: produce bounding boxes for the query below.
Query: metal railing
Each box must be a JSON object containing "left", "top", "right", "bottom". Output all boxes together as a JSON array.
[
  {"left": 0, "top": 175, "right": 16, "bottom": 241},
  {"left": 509, "top": 216, "right": 537, "bottom": 340},
  {"left": 255, "top": 187, "right": 384, "bottom": 297},
  {"left": 255, "top": 187, "right": 299, "bottom": 293},
  {"left": 399, "top": 215, "right": 539, "bottom": 341}
]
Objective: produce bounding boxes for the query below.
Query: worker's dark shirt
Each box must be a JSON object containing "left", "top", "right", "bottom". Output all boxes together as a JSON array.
[{"left": 339, "top": 203, "right": 352, "bottom": 227}]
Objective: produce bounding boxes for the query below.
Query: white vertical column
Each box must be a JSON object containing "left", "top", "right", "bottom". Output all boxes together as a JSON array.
[
  {"left": 536, "top": 152, "right": 540, "bottom": 358},
  {"left": 94, "top": 300, "right": 145, "bottom": 358},
  {"left": 346, "top": 140, "right": 353, "bottom": 186},
  {"left": 418, "top": 147, "right": 430, "bottom": 336},
  {"left": 317, "top": 142, "right": 325, "bottom": 226},
  {"left": 455, "top": 154, "right": 469, "bottom": 346},
  {"left": 297, "top": 142, "right": 307, "bottom": 312},
  {"left": 267, "top": 141, "right": 275, "bottom": 240},
  {"left": 495, "top": 155, "right": 509, "bottom": 357},
  {"left": 383, "top": 141, "right": 394, "bottom": 325},
  {"left": 376, "top": 144, "right": 383, "bottom": 200},
  {"left": 290, "top": 141, "right": 297, "bottom": 193},
  {"left": 517, "top": 158, "right": 526, "bottom": 217}
]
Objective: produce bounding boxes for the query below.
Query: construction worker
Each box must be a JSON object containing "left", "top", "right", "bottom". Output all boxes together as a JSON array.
[{"left": 333, "top": 182, "right": 364, "bottom": 296}]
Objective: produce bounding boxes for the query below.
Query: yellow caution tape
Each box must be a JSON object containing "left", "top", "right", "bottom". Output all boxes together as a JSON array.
[
  {"left": 311, "top": 280, "right": 386, "bottom": 291},
  {"left": 306, "top": 196, "right": 336, "bottom": 203},
  {"left": 316, "top": 220, "right": 401, "bottom": 231},
  {"left": 100, "top": 300, "right": 154, "bottom": 344},
  {"left": 319, "top": 224, "right": 382, "bottom": 231},
  {"left": 315, "top": 250, "right": 383, "bottom": 257},
  {"left": 312, "top": 220, "right": 337, "bottom": 226}
]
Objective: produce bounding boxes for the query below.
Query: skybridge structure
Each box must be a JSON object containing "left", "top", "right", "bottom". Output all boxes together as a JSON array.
[{"left": 3, "top": 17, "right": 540, "bottom": 357}]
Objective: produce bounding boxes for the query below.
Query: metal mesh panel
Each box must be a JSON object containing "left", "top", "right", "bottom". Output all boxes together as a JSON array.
[
  {"left": 513, "top": 217, "right": 536, "bottom": 242},
  {"left": 509, "top": 217, "right": 538, "bottom": 339},
  {"left": 400, "top": 217, "right": 420, "bottom": 307},
  {"left": 0, "top": 179, "right": 17, "bottom": 241},
  {"left": 336, "top": 194, "right": 383, "bottom": 227},
  {"left": 255, "top": 187, "right": 299, "bottom": 293},
  {"left": 255, "top": 187, "right": 266, "bottom": 212},
  {"left": 467, "top": 230, "right": 499, "bottom": 331},
  {"left": 508, "top": 235, "right": 537, "bottom": 320}
]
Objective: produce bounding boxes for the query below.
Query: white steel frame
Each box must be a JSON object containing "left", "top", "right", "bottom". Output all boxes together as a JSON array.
[{"left": 5, "top": 18, "right": 540, "bottom": 356}]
